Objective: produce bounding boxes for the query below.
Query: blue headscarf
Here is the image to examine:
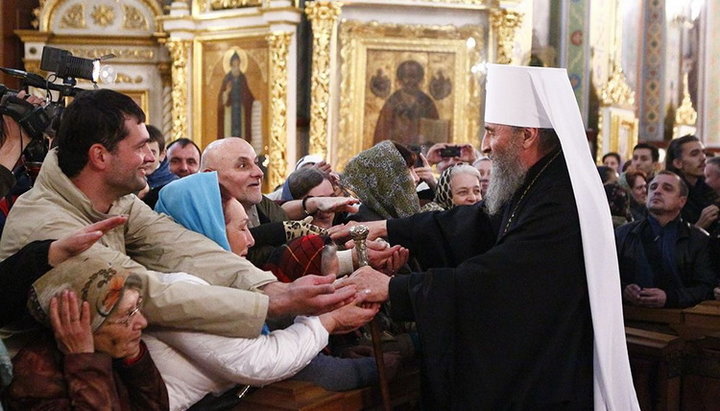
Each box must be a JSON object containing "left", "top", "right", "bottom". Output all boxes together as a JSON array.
[
  {"left": 154, "top": 172, "right": 271, "bottom": 335},
  {"left": 155, "top": 172, "right": 231, "bottom": 251}
]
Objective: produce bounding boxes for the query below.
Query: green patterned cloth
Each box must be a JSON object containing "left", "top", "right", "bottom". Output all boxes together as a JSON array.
[{"left": 342, "top": 140, "right": 420, "bottom": 219}]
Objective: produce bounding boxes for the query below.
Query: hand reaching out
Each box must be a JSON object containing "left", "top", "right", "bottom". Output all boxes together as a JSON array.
[{"left": 47, "top": 216, "right": 128, "bottom": 267}]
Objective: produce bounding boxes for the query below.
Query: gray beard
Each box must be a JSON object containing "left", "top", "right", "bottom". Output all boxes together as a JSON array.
[{"left": 484, "top": 146, "right": 527, "bottom": 216}]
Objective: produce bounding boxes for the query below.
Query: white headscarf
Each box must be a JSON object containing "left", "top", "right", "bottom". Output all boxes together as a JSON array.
[{"left": 485, "top": 64, "right": 639, "bottom": 411}]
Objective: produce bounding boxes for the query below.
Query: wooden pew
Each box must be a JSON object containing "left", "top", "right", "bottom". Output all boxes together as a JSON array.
[
  {"left": 233, "top": 363, "right": 420, "bottom": 410},
  {"left": 625, "top": 327, "right": 683, "bottom": 411}
]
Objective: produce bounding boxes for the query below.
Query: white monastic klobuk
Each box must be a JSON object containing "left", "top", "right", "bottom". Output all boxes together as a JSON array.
[{"left": 485, "top": 64, "right": 640, "bottom": 411}]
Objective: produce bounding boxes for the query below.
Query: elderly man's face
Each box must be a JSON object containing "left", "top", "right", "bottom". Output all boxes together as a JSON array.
[
  {"left": 646, "top": 174, "right": 686, "bottom": 215},
  {"left": 212, "top": 139, "right": 264, "bottom": 207},
  {"left": 480, "top": 123, "right": 526, "bottom": 215}
]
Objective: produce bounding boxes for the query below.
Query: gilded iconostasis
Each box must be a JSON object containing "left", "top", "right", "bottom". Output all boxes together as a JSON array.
[{"left": 9, "top": 0, "right": 720, "bottom": 188}]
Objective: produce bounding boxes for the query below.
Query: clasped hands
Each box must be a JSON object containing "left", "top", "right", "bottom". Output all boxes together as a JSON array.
[{"left": 623, "top": 284, "right": 667, "bottom": 308}]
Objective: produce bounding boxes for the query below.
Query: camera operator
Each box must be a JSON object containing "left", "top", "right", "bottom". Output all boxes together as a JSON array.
[
  {"left": 0, "top": 90, "right": 45, "bottom": 197},
  {"left": 425, "top": 142, "right": 478, "bottom": 173}
]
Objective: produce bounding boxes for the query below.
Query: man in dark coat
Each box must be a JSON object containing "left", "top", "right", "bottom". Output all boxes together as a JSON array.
[
  {"left": 616, "top": 170, "right": 715, "bottom": 308},
  {"left": 341, "top": 64, "right": 639, "bottom": 410}
]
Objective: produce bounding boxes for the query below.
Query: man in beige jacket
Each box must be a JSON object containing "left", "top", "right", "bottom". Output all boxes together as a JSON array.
[{"left": 0, "top": 89, "right": 355, "bottom": 338}]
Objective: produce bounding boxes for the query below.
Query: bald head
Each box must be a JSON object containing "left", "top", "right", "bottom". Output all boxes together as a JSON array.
[{"left": 202, "top": 137, "right": 264, "bottom": 207}]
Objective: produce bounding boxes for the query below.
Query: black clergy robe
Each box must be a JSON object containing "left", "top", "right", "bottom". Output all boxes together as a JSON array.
[{"left": 387, "top": 150, "right": 594, "bottom": 410}]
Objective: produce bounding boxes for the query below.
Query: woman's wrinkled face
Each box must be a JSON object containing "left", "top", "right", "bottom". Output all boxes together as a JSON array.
[
  {"left": 450, "top": 172, "right": 482, "bottom": 206},
  {"left": 224, "top": 197, "right": 255, "bottom": 256},
  {"left": 93, "top": 289, "right": 146, "bottom": 359}
]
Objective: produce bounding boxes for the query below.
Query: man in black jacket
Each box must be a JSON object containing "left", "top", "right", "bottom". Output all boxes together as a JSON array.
[{"left": 616, "top": 170, "right": 716, "bottom": 308}]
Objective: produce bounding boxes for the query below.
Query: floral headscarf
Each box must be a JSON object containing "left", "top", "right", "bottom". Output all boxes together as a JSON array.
[
  {"left": 28, "top": 256, "right": 143, "bottom": 332},
  {"left": 341, "top": 140, "right": 420, "bottom": 219}
]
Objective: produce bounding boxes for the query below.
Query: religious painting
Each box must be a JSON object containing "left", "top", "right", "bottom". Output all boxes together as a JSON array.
[
  {"left": 336, "top": 21, "right": 485, "bottom": 170},
  {"left": 194, "top": 35, "right": 269, "bottom": 152}
]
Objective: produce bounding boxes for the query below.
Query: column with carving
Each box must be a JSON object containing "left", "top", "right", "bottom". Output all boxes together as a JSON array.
[
  {"left": 267, "top": 32, "right": 292, "bottom": 191},
  {"left": 305, "top": 1, "right": 342, "bottom": 156},
  {"left": 490, "top": 8, "right": 523, "bottom": 64},
  {"left": 165, "top": 39, "right": 191, "bottom": 142}
]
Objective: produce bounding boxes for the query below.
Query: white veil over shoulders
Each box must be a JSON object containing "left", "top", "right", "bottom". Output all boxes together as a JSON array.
[{"left": 485, "top": 64, "right": 640, "bottom": 411}]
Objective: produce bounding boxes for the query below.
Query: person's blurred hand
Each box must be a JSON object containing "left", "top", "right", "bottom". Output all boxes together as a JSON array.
[
  {"left": 265, "top": 275, "right": 357, "bottom": 318},
  {"left": 48, "top": 216, "right": 128, "bottom": 267},
  {"left": 338, "top": 266, "right": 391, "bottom": 303},
  {"left": 413, "top": 153, "right": 437, "bottom": 190},
  {"left": 622, "top": 283, "right": 642, "bottom": 305},
  {"left": 637, "top": 288, "right": 667, "bottom": 308},
  {"left": 319, "top": 293, "right": 380, "bottom": 334}
]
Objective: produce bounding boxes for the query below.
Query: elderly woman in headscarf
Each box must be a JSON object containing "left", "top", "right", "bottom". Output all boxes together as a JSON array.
[
  {"left": 149, "top": 172, "right": 386, "bottom": 410},
  {"left": 3, "top": 257, "right": 168, "bottom": 410},
  {"left": 423, "top": 163, "right": 483, "bottom": 211},
  {"left": 342, "top": 140, "right": 420, "bottom": 222}
]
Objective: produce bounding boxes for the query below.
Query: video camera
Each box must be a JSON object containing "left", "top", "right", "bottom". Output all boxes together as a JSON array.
[{"left": 0, "top": 46, "right": 115, "bottom": 167}]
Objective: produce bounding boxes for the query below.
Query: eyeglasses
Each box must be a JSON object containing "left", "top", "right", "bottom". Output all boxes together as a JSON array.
[{"left": 104, "top": 296, "right": 143, "bottom": 327}]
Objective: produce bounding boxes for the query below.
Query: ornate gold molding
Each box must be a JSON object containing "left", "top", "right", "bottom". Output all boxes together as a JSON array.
[
  {"left": 165, "top": 39, "right": 191, "bottom": 142},
  {"left": 60, "top": 4, "right": 86, "bottom": 29},
  {"left": 123, "top": 5, "right": 149, "bottom": 30},
  {"left": 115, "top": 73, "right": 144, "bottom": 84},
  {"left": 38, "top": 0, "right": 163, "bottom": 32},
  {"left": 305, "top": 1, "right": 342, "bottom": 157},
  {"left": 415, "top": 0, "right": 487, "bottom": 3},
  {"left": 210, "top": 0, "right": 262, "bottom": 11},
  {"left": 66, "top": 47, "right": 156, "bottom": 60},
  {"left": 599, "top": 62, "right": 635, "bottom": 107},
  {"left": 91, "top": 5, "right": 115, "bottom": 27},
  {"left": 490, "top": 8, "right": 522, "bottom": 64},
  {"left": 675, "top": 73, "right": 697, "bottom": 126},
  {"left": 267, "top": 31, "right": 292, "bottom": 191}
]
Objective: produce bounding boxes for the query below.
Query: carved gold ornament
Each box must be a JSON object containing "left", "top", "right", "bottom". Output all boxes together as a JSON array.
[
  {"left": 675, "top": 73, "right": 697, "bottom": 126},
  {"left": 123, "top": 5, "right": 149, "bottom": 30},
  {"left": 306, "top": 1, "right": 343, "bottom": 157},
  {"left": 599, "top": 62, "right": 635, "bottom": 107},
  {"left": 60, "top": 4, "right": 86, "bottom": 29},
  {"left": 66, "top": 48, "right": 155, "bottom": 60},
  {"left": 210, "top": 0, "right": 262, "bottom": 10},
  {"left": 490, "top": 8, "right": 522, "bottom": 64},
  {"left": 91, "top": 5, "right": 116, "bottom": 27},
  {"left": 165, "top": 39, "right": 191, "bottom": 142},
  {"left": 115, "top": 73, "right": 144, "bottom": 84},
  {"left": 267, "top": 32, "right": 293, "bottom": 191}
]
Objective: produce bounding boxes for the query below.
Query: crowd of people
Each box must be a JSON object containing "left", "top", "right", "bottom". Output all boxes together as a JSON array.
[
  {"left": 600, "top": 137, "right": 720, "bottom": 309},
  {"left": 0, "top": 64, "right": 652, "bottom": 409}
]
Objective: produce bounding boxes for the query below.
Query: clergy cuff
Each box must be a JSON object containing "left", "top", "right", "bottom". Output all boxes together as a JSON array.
[{"left": 388, "top": 274, "right": 415, "bottom": 321}]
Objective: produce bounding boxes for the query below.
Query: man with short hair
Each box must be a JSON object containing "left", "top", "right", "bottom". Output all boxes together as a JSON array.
[
  {"left": 631, "top": 143, "right": 659, "bottom": 178},
  {"left": 602, "top": 151, "right": 621, "bottom": 171},
  {"left": 615, "top": 171, "right": 715, "bottom": 308},
  {"left": 0, "top": 89, "right": 355, "bottom": 339},
  {"left": 666, "top": 135, "right": 719, "bottom": 228},
  {"left": 166, "top": 137, "right": 201, "bottom": 178},
  {"left": 339, "top": 65, "right": 637, "bottom": 409},
  {"left": 140, "top": 125, "right": 177, "bottom": 207}
]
